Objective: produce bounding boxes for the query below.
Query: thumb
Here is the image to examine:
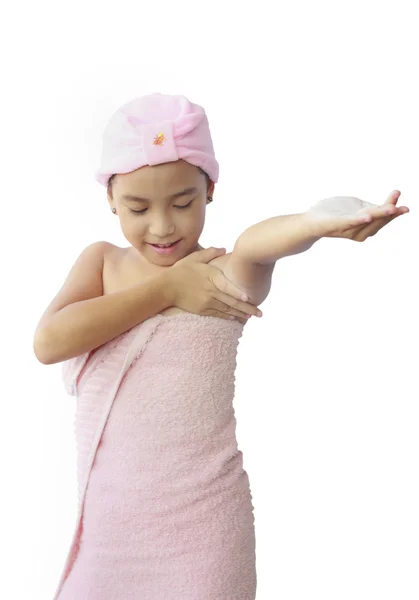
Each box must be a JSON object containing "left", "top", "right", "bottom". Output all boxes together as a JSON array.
[{"left": 386, "top": 190, "right": 401, "bottom": 206}]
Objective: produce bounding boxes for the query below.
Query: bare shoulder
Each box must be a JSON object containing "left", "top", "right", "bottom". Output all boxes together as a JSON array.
[
  {"left": 101, "top": 240, "right": 121, "bottom": 264},
  {"left": 101, "top": 242, "right": 127, "bottom": 294},
  {"left": 34, "top": 240, "right": 111, "bottom": 335}
]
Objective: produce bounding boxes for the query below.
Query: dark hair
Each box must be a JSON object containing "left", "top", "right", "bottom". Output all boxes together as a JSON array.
[{"left": 107, "top": 166, "right": 211, "bottom": 195}]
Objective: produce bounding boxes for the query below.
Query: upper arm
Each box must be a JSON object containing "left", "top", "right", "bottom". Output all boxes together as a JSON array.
[
  {"left": 34, "top": 241, "right": 109, "bottom": 337},
  {"left": 215, "top": 247, "right": 276, "bottom": 306}
]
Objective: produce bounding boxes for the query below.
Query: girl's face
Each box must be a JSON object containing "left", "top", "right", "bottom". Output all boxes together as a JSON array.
[{"left": 108, "top": 159, "right": 214, "bottom": 266}]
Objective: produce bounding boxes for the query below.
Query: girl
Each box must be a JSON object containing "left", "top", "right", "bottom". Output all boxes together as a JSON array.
[{"left": 36, "top": 93, "right": 409, "bottom": 600}]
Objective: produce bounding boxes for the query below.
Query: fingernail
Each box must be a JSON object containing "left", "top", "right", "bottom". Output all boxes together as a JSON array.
[{"left": 257, "top": 311, "right": 263, "bottom": 317}]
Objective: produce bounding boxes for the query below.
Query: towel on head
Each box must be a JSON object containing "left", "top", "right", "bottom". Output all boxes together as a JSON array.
[{"left": 95, "top": 93, "right": 219, "bottom": 187}]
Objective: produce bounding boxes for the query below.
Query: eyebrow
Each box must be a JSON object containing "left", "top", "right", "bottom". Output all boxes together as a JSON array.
[{"left": 122, "top": 186, "right": 199, "bottom": 203}]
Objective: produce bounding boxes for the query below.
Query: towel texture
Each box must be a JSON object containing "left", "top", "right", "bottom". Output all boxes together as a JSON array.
[
  {"left": 95, "top": 93, "right": 220, "bottom": 187},
  {"left": 53, "top": 313, "right": 257, "bottom": 600}
]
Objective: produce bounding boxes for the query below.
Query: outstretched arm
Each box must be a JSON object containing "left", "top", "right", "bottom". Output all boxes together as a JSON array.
[
  {"left": 233, "top": 213, "right": 321, "bottom": 265},
  {"left": 233, "top": 190, "right": 409, "bottom": 266},
  {"left": 221, "top": 191, "right": 409, "bottom": 306}
]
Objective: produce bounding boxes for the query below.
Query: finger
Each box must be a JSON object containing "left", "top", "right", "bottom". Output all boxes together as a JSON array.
[
  {"left": 349, "top": 213, "right": 401, "bottom": 241},
  {"left": 352, "top": 217, "right": 389, "bottom": 240},
  {"left": 358, "top": 204, "right": 399, "bottom": 219},
  {"left": 214, "top": 292, "right": 263, "bottom": 318},
  {"left": 326, "top": 212, "right": 375, "bottom": 233},
  {"left": 212, "top": 304, "right": 249, "bottom": 323},
  {"left": 215, "top": 275, "right": 251, "bottom": 302},
  {"left": 332, "top": 212, "right": 376, "bottom": 233},
  {"left": 212, "top": 310, "right": 247, "bottom": 324},
  {"left": 384, "top": 189, "right": 401, "bottom": 207},
  {"left": 328, "top": 204, "right": 408, "bottom": 237},
  {"left": 359, "top": 205, "right": 409, "bottom": 221},
  {"left": 215, "top": 273, "right": 263, "bottom": 309}
]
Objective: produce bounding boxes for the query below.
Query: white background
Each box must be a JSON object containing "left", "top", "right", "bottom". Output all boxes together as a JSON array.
[{"left": 2, "top": 0, "right": 418, "bottom": 598}]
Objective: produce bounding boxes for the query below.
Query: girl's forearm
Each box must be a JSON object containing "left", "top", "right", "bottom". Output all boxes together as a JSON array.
[
  {"left": 234, "top": 213, "right": 320, "bottom": 265},
  {"left": 33, "top": 272, "right": 173, "bottom": 365}
]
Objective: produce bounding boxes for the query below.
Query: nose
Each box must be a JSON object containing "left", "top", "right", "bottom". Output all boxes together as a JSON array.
[{"left": 148, "top": 216, "right": 176, "bottom": 239}]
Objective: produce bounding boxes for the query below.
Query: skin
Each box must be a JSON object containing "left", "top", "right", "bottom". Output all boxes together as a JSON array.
[{"left": 107, "top": 159, "right": 215, "bottom": 268}]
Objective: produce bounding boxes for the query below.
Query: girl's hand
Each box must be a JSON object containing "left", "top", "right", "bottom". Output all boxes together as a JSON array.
[
  {"left": 305, "top": 190, "right": 410, "bottom": 241},
  {"left": 164, "top": 247, "right": 263, "bottom": 324}
]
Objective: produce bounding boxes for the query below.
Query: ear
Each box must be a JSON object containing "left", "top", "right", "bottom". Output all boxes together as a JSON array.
[{"left": 107, "top": 187, "right": 115, "bottom": 211}]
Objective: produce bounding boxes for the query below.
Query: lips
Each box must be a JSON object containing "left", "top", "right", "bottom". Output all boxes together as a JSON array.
[
  {"left": 148, "top": 240, "right": 180, "bottom": 247},
  {"left": 147, "top": 239, "right": 182, "bottom": 254},
  {"left": 152, "top": 242, "right": 177, "bottom": 247}
]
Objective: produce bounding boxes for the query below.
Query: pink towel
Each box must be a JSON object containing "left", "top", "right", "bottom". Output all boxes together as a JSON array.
[{"left": 53, "top": 313, "right": 257, "bottom": 600}]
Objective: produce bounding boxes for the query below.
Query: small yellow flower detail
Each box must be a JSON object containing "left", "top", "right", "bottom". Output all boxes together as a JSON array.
[{"left": 153, "top": 132, "right": 166, "bottom": 146}]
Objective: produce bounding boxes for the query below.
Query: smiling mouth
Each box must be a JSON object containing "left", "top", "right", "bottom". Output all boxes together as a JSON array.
[{"left": 148, "top": 240, "right": 181, "bottom": 247}]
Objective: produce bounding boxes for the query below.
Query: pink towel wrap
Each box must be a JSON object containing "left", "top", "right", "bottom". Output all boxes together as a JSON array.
[{"left": 52, "top": 313, "right": 257, "bottom": 600}]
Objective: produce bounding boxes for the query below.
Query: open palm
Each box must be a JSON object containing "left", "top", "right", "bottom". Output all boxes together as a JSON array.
[{"left": 306, "top": 190, "right": 410, "bottom": 241}]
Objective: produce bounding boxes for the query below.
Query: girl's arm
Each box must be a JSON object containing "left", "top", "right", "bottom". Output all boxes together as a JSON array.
[
  {"left": 220, "top": 212, "right": 322, "bottom": 307},
  {"left": 218, "top": 213, "right": 319, "bottom": 307},
  {"left": 233, "top": 213, "right": 320, "bottom": 265},
  {"left": 233, "top": 192, "right": 408, "bottom": 266},
  {"left": 221, "top": 193, "right": 408, "bottom": 306},
  {"left": 34, "top": 244, "right": 262, "bottom": 364}
]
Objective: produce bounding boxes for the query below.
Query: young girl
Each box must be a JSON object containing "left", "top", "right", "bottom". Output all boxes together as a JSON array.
[{"left": 36, "top": 93, "right": 409, "bottom": 600}]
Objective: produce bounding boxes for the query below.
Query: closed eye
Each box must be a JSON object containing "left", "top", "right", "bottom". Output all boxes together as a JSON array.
[{"left": 130, "top": 200, "right": 194, "bottom": 215}]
